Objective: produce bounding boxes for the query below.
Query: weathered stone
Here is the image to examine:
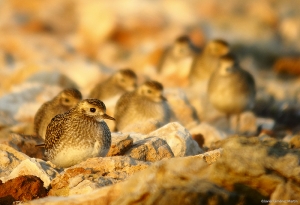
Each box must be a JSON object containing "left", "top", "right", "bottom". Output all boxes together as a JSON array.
[
  {"left": 0, "top": 144, "right": 29, "bottom": 178},
  {"left": 164, "top": 88, "right": 199, "bottom": 128},
  {"left": 25, "top": 71, "right": 79, "bottom": 89},
  {"left": 49, "top": 156, "right": 150, "bottom": 196},
  {"left": 148, "top": 122, "right": 202, "bottom": 157},
  {"left": 0, "top": 175, "right": 47, "bottom": 205},
  {"left": 189, "top": 122, "right": 226, "bottom": 148},
  {"left": 0, "top": 158, "right": 58, "bottom": 188},
  {"left": 0, "top": 133, "right": 45, "bottom": 160},
  {"left": 290, "top": 135, "right": 300, "bottom": 149},
  {"left": 26, "top": 156, "right": 239, "bottom": 205},
  {"left": 270, "top": 180, "right": 300, "bottom": 203},
  {"left": 106, "top": 133, "right": 133, "bottom": 157},
  {"left": 124, "top": 137, "right": 174, "bottom": 162},
  {"left": 209, "top": 136, "right": 300, "bottom": 198}
]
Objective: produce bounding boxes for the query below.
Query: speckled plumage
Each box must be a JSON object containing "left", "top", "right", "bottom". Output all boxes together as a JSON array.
[
  {"left": 207, "top": 55, "right": 256, "bottom": 130},
  {"left": 158, "top": 35, "right": 196, "bottom": 77},
  {"left": 89, "top": 69, "right": 137, "bottom": 100},
  {"left": 114, "top": 80, "right": 171, "bottom": 131},
  {"left": 190, "top": 39, "right": 230, "bottom": 84},
  {"left": 44, "top": 99, "right": 114, "bottom": 168},
  {"left": 34, "top": 88, "right": 82, "bottom": 139}
]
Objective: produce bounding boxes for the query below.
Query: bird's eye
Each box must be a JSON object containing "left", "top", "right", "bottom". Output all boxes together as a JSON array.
[
  {"left": 147, "top": 89, "right": 152, "bottom": 94},
  {"left": 65, "top": 98, "right": 70, "bottom": 103},
  {"left": 90, "top": 108, "right": 96, "bottom": 113}
]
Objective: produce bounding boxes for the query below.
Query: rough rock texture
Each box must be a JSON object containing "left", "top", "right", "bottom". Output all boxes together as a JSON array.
[
  {"left": 0, "top": 144, "right": 29, "bottom": 177},
  {"left": 192, "top": 148, "right": 223, "bottom": 165},
  {"left": 189, "top": 122, "right": 226, "bottom": 148},
  {"left": 0, "top": 133, "right": 45, "bottom": 160},
  {"left": 164, "top": 88, "right": 199, "bottom": 129},
  {"left": 148, "top": 122, "right": 202, "bottom": 156},
  {"left": 209, "top": 136, "right": 300, "bottom": 203},
  {"left": 49, "top": 156, "right": 150, "bottom": 196},
  {"left": 26, "top": 156, "right": 239, "bottom": 205},
  {"left": 270, "top": 180, "right": 300, "bottom": 203},
  {"left": 124, "top": 137, "right": 174, "bottom": 162},
  {"left": 26, "top": 137, "right": 300, "bottom": 205},
  {"left": 0, "top": 175, "right": 47, "bottom": 205},
  {"left": 0, "top": 158, "right": 58, "bottom": 188},
  {"left": 106, "top": 133, "right": 133, "bottom": 157},
  {"left": 290, "top": 135, "right": 300, "bottom": 149}
]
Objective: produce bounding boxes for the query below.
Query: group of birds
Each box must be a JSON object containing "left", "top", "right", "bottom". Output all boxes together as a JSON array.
[
  {"left": 33, "top": 35, "right": 256, "bottom": 168},
  {"left": 34, "top": 72, "right": 171, "bottom": 168},
  {"left": 159, "top": 36, "right": 256, "bottom": 129}
]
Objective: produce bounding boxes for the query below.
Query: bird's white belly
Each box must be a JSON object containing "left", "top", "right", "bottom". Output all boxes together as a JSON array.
[{"left": 51, "top": 141, "right": 102, "bottom": 168}]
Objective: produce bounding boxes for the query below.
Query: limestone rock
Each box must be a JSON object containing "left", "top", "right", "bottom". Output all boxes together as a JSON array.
[
  {"left": 0, "top": 133, "right": 45, "bottom": 160},
  {"left": 124, "top": 137, "right": 174, "bottom": 162},
  {"left": 1, "top": 158, "right": 58, "bottom": 189},
  {"left": 0, "top": 144, "right": 29, "bottom": 177},
  {"left": 49, "top": 156, "right": 150, "bottom": 196},
  {"left": 189, "top": 122, "right": 226, "bottom": 148},
  {"left": 26, "top": 156, "right": 239, "bottom": 205},
  {"left": 148, "top": 122, "right": 202, "bottom": 157},
  {"left": 164, "top": 88, "right": 199, "bottom": 128},
  {"left": 0, "top": 175, "right": 47, "bottom": 205},
  {"left": 270, "top": 180, "right": 300, "bottom": 203},
  {"left": 195, "top": 148, "right": 223, "bottom": 165},
  {"left": 256, "top": 117, "right": 275, "bottom": 131},
  {"left": 209, "top": 136, "right": 300, "bottom": 199},
  {"left": 290, "top": 135, "right": 300, "bottom": 149},
  {"left": 25, "top": 71, "right": 79, "bottom": 89},
  {"left": 107, "top": 133, "right": 133, "bottom": 157}
]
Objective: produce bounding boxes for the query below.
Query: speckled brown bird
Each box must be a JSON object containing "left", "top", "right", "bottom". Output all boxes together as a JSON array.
[
  {"left": 34, "top": 88, "right": 82, "bottom": 139},
  {"left": 43, "top": 99, "right": 114, "bottom": 168},
  {"left": 114, "top": 80, "right": 171, "bottom": 131},
  {"left": 89, "top": 69, "right": 137, "bottom": 101},
  {"left": 158, "top": 35, "right": 196, "bottom": 78},
  {"left": 207, "top": 55, "right": 256, "bottom": 131},
  {"left": 189, "top": 39, "right": 230, "bottom": 84}
]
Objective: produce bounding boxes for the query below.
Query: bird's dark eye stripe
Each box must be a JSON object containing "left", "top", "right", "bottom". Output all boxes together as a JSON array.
[{"left": 90, "top": 108, "right": 96, "bottom": 113}]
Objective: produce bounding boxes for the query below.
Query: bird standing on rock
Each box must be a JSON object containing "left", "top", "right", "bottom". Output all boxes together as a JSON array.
[
  {"left": 34, "top": 88, "right": 82, "bottom": 140},
  {"left": 207, "top": 55, "right": 256, "bottom": 132},
  {"left": 42, "top": 99, "right": 115, "bottom": 168},
  {"left": 114, "top": 80, "right": 171, "bottom": 131},
  {"left": 189, "top": 39, "right": 230, "bottom": 84},
  {"left": 89, "top": 68, "right": 137, "bottom": 101}
]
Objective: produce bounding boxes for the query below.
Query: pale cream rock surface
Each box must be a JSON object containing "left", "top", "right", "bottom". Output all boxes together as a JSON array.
[
  {"left": 107, "top": 133, "right": 133, "bottom": 157},
  {"left": 49, "top": 156, "right": 150, "bottom": 196},
  {"left": 148, "top": 122, "right": 203, "bottom": 156},
  {"left": 0, "top": 158, "right": 58, "bottom": 188},
  {"left": 0, "top": 144, "right": 29, "bottom": 177},
  {"left": 164, "top": 88, "right": 199, "bottom": 129},
  {"left": 189, "top": 122, "right": 226, "bottom": 148},
  {"left": 124, "top": 137, "right": 174, "bottom": 162},
  {"left": 26, "top": 152, "right": 232, "bottom": 205}
]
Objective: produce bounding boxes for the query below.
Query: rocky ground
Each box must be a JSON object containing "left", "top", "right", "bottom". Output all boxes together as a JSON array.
[{"left": 0, "top": 0, "right": 300, "bottom": 204}]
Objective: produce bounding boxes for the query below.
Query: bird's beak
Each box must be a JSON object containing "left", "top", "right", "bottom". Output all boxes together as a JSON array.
[{"left": 102, "top": 113, "right": 115, "bottom": 121}]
